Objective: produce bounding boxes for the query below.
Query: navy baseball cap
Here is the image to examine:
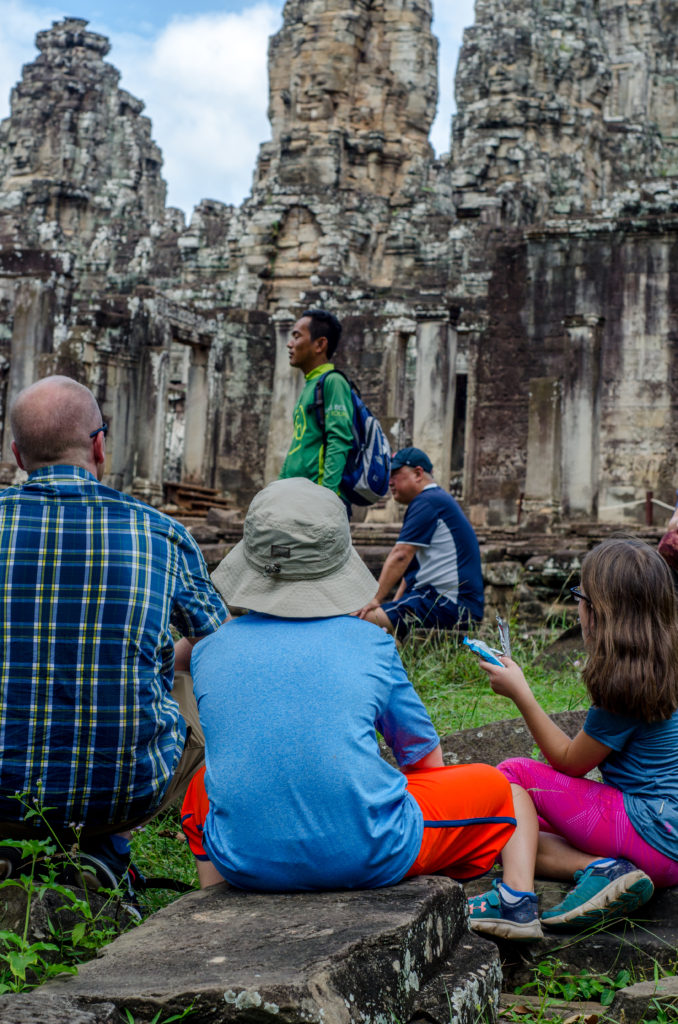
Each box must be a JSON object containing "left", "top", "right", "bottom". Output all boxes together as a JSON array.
[{"left": 390, "top": 447, "right": 433, "bottom": 473}]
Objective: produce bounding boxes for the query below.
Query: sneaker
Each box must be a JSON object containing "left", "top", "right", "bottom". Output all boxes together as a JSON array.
[
  {"left": 541, "top": 858, "right": 654, "bottom": 930},
  {"left": 0, "top": 843, "right": 24, "bottom": 880},
  {"left": 65, "top": 836, "right": 145, "bottom": 917},
  {"left": 468, "top": 879, "right": 543, "bottom": 941}
]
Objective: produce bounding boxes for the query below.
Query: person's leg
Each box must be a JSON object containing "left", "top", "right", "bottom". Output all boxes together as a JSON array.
[
  {"left": 1, "top": 673, "right": 205, "bottom": 889},
  {"left": 153, "top": 670, "right": 205, "bottom": 811},
  {"left": 180, "top": 766, "right": 226, "bottom": 889},
  {"left": 405, "top": 764, "right": 542, "bottom": 940},
  {"left": 497, "top": 758, "right": 658, "bottom": 928},
  {"left": 499, "top": 785, "right": 539, "bottom": 893},
  {"left": 536, "top": 832, "right": 598, "bottom": 880},
  {"left": 465, "top": 783, "right": 543, "bottom": 941},
  {"left": 498, "top": 757, "right": 672, "bottom": 878},
  {"left": 380, "top": 588, "right": 441, "bottom": 639}
]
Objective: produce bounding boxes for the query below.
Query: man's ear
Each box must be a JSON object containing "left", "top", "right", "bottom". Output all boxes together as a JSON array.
[
  {"left": 11, "top": 441, "right": 25, "bottom": 471},
  {"left": 92, "top": 431, "right": 106, "bottom": 467},
  {"left": 315, "top": 334, "right": 329, "bottom": 358}
]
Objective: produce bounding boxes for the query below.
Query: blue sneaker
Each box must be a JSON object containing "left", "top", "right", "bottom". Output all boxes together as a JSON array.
[
  {"left": 468, "top": 879, "right": 543, "bottom": 941},
  {"left": 541, "top": 859, "right": 654, "bottom": 930}
]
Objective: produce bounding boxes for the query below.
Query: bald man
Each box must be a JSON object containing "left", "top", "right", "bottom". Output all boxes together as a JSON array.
[{"left": 0, "top": 376, "right": 226, "bottom": 886}]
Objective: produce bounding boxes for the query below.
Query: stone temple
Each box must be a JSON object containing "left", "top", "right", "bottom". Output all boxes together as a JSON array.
[{"left": 1, "top": 1, "right": 678, "bottom": 528}]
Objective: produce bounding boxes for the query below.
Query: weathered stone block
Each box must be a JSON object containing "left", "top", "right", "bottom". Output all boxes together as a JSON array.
[
  {"left": 483, "top": 561, "right": 523, "bottom": 587},
  {"left": 609, "top": 976, "right": 678, "bottom": 1024},
  {"left": 0, "top": 877, "right": 502, "bottom": 1024}
]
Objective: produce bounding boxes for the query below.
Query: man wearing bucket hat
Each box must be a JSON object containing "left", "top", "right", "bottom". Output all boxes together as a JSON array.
[
  {"left": 180, "top": 477, "right": 537, "bottom": 924},
  {"left": 357, "top": 447, "right": 484, "bottom": 638}
]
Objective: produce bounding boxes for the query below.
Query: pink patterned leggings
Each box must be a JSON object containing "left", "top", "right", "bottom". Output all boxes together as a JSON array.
[{"left": 498, "top": 758, "right": 678, "bottom": 887}]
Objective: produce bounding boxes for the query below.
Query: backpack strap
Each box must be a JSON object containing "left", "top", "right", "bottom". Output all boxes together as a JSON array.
[{"left": 310, "top": 369, "right": 358, "bottom": 435}]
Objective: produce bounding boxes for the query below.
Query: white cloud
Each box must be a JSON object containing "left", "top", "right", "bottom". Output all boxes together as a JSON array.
[
  {"left": 110, "top": 4, "right": 281, "bottom": 213},
  {"left": 0, "top": 1, "right": 60, "bottom": 116}
]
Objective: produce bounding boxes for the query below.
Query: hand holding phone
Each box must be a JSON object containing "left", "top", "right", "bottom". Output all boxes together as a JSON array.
[{"left": 462, "top": 636, "right": 505, "bottom": 667}]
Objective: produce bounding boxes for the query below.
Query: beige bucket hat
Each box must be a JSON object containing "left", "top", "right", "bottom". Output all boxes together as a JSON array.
[{"left": 211, "top": 477, "right": 378, "bottom": 618}]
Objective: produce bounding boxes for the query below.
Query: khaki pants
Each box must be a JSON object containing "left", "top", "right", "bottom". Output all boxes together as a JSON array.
[{"left": 0, "top": 671, "right": 204, "bottom": 842}]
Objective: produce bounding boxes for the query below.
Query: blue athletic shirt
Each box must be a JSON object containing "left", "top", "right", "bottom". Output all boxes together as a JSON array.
[
  {"left": 191, "top": 613, "right": 440, "bottom": 891},
  {"left": 398, "top": 485, "right": 484, "bottom": 620},
  {"left": 584, "top": 705, "right": 678, "bottom": 862}
]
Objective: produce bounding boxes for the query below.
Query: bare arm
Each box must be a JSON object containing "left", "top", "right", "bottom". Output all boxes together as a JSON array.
[
  {"left": 478, "top": 658, "right": 611, "bottom": 777},
  {"left": 356, "top": 542, "right": 417, "bottom": 618},
  {"left": 174, "top": 636, "right": 201, "bottom": 673},
  {"left": 402, "top": 742, "right": 444, "bottom": 774}
]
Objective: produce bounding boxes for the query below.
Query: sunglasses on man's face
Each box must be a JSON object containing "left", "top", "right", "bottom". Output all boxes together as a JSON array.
[
  {"left": 570, "top": 586, "right": 592, "bottom": 607},
  {"left": 89, "top": 423, "right": 108, "bottom": 440}
]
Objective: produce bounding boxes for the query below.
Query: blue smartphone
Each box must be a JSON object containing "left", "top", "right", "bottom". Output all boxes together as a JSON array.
[{"left": 463, "top": 636, "right": 505, "bottom": 667}]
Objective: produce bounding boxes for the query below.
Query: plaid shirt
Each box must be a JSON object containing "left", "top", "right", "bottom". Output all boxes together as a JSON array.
[{"left": 0, "top": 466, "right": 226, "bottom": 829}]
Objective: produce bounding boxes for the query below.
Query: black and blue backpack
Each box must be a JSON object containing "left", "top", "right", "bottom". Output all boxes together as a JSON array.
[{"left": 311, "top": 370, "right": 391, "bottom": 506}]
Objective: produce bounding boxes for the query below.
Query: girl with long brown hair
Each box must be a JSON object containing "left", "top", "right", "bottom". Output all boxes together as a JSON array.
[{"left": 468, "top": 537, "right": 678, "bottom": 938}]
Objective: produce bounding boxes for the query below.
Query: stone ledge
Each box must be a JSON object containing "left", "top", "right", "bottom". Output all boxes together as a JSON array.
[{"left": 0, "top": 876, "right": 501, "bottom": 1024}]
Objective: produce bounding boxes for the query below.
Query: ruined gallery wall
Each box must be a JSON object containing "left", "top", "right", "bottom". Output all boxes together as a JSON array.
[
  {"left": 1, "top": 1, "right": 678, "bottom": 524},
  {"left": 453, "top": 0, "right": 678, "bottom": 526},
  {"left": 466, "top": 222, "right": 678, "bottom": 527}
]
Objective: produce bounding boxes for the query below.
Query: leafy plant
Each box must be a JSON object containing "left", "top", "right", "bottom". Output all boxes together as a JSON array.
[
  {"left": 123, "top": 1002, "right": 196, "bottom": 1024},
  {"left": 641, "top": 995, "right": 678, "bottom": 1024},
  {"left": 0, "top": 797, "right": 138, "bottom": 993},
  {"left": 514, "top": 958, "right": 631, "bottom": 1007}
]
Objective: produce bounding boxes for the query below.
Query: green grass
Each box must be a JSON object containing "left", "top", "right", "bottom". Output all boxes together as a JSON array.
[
  {"left": 130, "top": 807, "right": 197, "bottom": 915},
  {"left": 400, "top": 623, "right": 588, "bottom": 736}
]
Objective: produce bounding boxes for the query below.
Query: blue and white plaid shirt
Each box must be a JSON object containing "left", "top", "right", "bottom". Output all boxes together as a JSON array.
[{"left": 0, "top": 465, "right": 227, "bottom": 829}]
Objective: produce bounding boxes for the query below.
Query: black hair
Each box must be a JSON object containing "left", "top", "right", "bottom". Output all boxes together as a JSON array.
[{"left": 301, "top": 309, "right": 342, "bottom": 358}]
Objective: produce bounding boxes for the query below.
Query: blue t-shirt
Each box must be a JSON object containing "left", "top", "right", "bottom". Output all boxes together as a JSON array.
[
  {"left": 584, "top": 705, "right": 678, "bottom": 862},
  {"left": 191, "top": 613, "right": 440, "bottom": 891},
  {"left": 398, "top": 485, "right": 484, "bottom": 619}
]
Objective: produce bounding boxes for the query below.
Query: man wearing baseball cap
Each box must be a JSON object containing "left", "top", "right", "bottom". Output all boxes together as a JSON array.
[
  {"left": 179, "top": 477, "right": 527, "bottom": 903},
  {"left": 357, "top": 447, "right": 484, "bottom": 638}
]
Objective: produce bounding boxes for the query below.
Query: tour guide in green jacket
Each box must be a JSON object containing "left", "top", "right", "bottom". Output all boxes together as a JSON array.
[{"left": 279, "top": 309, "right": 354, "bottom": 501}]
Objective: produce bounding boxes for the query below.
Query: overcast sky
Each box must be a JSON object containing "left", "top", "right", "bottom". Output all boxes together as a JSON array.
[{"left": 0, "top": 0, "right": 476, "bottom": 217}]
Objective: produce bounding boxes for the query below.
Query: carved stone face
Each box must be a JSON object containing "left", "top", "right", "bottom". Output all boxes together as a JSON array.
[{"left": 290, "top": 67, "right": 342, "bottom": 122}]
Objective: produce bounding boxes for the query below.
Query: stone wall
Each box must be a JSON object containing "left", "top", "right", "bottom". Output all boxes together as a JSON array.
[{"left": 1, "top": 3, "right": 678, "bottom": 528}]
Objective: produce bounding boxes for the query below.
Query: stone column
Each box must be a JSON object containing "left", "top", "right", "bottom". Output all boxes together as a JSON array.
[
  {"left": 264, "top": 314, "right": 301, "bottom": 483},
  {"left": 181, "top": 346, "right": 209, "bottom": 484},
  {"left": 412, "top": 317, "right": 457, "bottom": 487},
  {"left": 560, "top": 315, "right": 603, "bottom": 518},
  {"left": 104, "top": 355, "right": 137, "bottom": 494},
  {"left": 523, "top": 377, "right": 562, "bottom": 528},
  {"left": 382, "top": 320, "right": 416, "bottom": 452},
  {"left": 2, "top": 278, "right": 55, "bottom": 461},
  {"left": 132, "top": 346, "right": 169, "bottom": 506}
]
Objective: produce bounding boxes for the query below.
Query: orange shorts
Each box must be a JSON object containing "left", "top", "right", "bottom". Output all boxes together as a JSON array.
[
  {"left": 404, "top": 763, "right": 516, "bottom": 880},
  {"left": 181, "top": 763, "right": 516, "bottom": 880},
  {"left": 182, "top": 766, "right": 211, "bottom": 860}
]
